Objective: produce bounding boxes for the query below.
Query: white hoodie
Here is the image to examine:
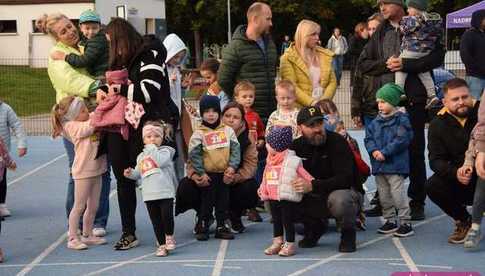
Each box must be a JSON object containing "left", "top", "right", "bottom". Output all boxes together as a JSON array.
[{"left": 163, "top": 33, "right": 187, "bottom": 114}]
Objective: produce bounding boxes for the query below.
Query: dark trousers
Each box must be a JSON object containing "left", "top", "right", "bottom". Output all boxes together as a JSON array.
[
  {"left": 0, "top": 168, "right": 6, "bottom": 204},
  {"left": 176, "top": 177, "right": 258, "bottom": 219},
  {"left": 426, "top": 174, "right": 476, "bottom": 222},
  {"left": 407, "top": 103, "right": 427, "bottom": 206},
  {"left": 106, "top": 131, "right": 143, "bottom": 234},
  {"left": 145, "top": 199, "right": 174, "bottom": 245},
  {"left": 199, "top": 173, "right": 229, "bottom": 224},
  {"left": 270, "top": 200, "right": 297, "bottom": 242},
  {"left": 472, "top": 178, "right": 485, "bottom": 224}
]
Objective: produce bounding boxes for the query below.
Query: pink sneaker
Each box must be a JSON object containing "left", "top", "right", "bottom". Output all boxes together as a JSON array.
[
  {"left": 264, "top": 237, "right": 283, "bottom": 255},
  {"left": 67, "top": 238, "right": 88, "bottom": 250},
  {"left": 165, "top": 235, "right": 176, "bottom": 251},
  {"left": 278, "top": 242, "right": 296, "bottom": 257},
  {"left": 155, "top": 245, "right": 168, "bottom": 257},
  {"left": 81, "top": 235, "right": 107, "bottom": 246}
]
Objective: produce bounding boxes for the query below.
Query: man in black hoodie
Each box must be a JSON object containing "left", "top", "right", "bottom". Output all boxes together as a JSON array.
[{"left": 460, "top": 9, "right": 485, "bottom": 100}]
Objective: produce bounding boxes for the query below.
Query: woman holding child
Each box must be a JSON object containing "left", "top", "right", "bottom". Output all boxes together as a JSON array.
[{"left": 280, "top": 19, "right": 337, "bottom": 107}]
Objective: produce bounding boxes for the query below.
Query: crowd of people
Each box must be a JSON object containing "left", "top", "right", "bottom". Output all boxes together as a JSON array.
[{"left": 0, "top": 0, "right": 485, "bottom": 263}]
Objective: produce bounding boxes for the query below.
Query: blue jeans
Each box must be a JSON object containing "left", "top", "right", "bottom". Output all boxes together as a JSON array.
[
  {"left": 466, "top": 76, "right": 485, "bottom": 100},
  {"left": 332, "top": 55, "right": 344, "bottom": 85},
  {"left": 63, "top": 137, "right": 111, "bottom": 228}
]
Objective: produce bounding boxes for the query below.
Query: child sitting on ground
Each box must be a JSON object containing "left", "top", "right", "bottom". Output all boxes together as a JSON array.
[
  {"left": 364, "top": 83, "right": 414, "bottom": 238},
  {"left": 396, "top": 0, "right": 443, "bottom": 109},
  {"left": 124, "top": 122, "right": 178, "bottom": 257},
  {"left": 266, "top": 80, "right": 301, "bottom": 139},
  {"left": 200, "top": 58, "right": 230, "bottom": 110},
  {"left": 51, "top": 96, "right": 107, "bottom": 250},
  {"left": 258, "top": 126, "right": 314, "bottom": 257},
  {"left": 188, "top": 95, "right": 240, "bottom": 241}
]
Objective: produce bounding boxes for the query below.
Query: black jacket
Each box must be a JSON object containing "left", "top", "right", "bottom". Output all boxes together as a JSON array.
[
  {"left": 428, "top": 102, "right": 479, "bottom": 181},
  {"left": 291, "top": 131, "right": 364, "bottom": 199},
  {"left": 358, "top": 20, "right": 445, "bottom": 105},
  {"left": 66, "top": 31, "right": 109, "bottom": 77},
  {"left": 460, "top": 10, "right": 485, "bottom": 79}
]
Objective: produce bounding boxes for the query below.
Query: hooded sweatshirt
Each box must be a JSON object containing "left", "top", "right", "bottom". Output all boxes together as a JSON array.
[
  {"left": 163, "top": 34, "right": 187, "bottom": 114},
  {"left": 460, "top": 10, "right": 485, "bottom": 78},
  {"left": 0, "top": 101, "right": 27, "bottom": 152}
]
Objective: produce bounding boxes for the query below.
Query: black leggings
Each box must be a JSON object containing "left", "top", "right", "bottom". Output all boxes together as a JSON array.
[
  {"left": 270, "top": 200, "right": 297, "bottom": 243},
  {"left": 199, "top": 173, "right": 229, "bottom": 225},
  {"left": 145, "top": 199, "right": 174, "bottom": 245},
  {"left": 0, "top": 168, "right": 6, "bottom": 204}
]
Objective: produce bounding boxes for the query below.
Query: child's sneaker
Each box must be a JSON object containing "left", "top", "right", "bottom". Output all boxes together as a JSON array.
[
  {"left": 93, "top": 228, "right": 106, "bottom": 237},
  {"left": 393, "top": 223, "right": 414, "bottom": 237},
  {"left": 464, "top": 228, "right": 481, "bottom": 250},
  {"left": 278, "top": 242, "right": 296, "bottom": 257},
  {"left": 0, "top": 204, "right": 11, "bottom": 217},
  {"left": 214, "top": 224, "right": 235, "bottom": 240},
  {"left": 230, "top": 217, "right": 246, "bottom": 234},
  {"left": 155, "top": 245, "right": 168, "bottom": 257},
  {"left": 113, "top": 233, "right": 139, "bottom": 250},
  {"left": 81, "top": 235, "right": 107, "bottom": 246},
  {"left": 377, "top": 220, "right": 398, "bottom": 234},
  {"left": 165, "top": 235, "right": 176, "bottom": 251},
  {"left": 264, "top": 237, "right": 283, "bottom": 255},
  {"left": 67, "top": 237, "right": 88, "bottom": 250}
]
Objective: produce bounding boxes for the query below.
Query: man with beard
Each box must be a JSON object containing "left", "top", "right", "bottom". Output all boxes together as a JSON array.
[
  {"left": 427, "top": 78, "right": 479, "bottom": 244},
  {"left": 218, "top": 2, "right": 277, "bottom": 119},
  {"left": 290, "top": 107, "right": 364, "bottom": 253},
  {"left": 358, "top": 0, "right": 445, "bottom": 220}
]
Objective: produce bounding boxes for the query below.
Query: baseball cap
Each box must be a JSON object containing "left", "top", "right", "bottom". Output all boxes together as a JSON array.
[{"left": 297, "top": 106, "right": 324, "bottom": 126}]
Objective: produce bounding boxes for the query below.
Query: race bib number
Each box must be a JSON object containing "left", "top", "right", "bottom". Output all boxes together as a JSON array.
[
  {"left": 204, "top": 131, "right": 229, "bottom": 150},
  {"left": 140, "top": 157, "right": 159, "bottom": 177},
  {"left": 265, "top": 167, "right": 282, "bottom": 186}
]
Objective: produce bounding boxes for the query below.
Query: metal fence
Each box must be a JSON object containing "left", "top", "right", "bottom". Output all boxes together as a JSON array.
[{"left": 0, "top": 52, "right": 466, "bottom": 136}]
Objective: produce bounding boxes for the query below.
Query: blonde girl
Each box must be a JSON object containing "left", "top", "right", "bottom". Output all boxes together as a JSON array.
[{"left": 51, "top": 96, "right": 107, "bottom": 250}]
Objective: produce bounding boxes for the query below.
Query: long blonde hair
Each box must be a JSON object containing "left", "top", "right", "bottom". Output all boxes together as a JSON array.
[
  {"left": 35, "top": 13, "right": 69, "bottom": 39},
  {"left": 51, "top": 96, "right": 75, "bottom": 138},
  {"left": 294, "top": 19, "right": 321, "bottom": 66}
]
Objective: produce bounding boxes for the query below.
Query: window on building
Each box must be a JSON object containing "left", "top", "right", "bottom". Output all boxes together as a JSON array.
[{"left": 0, "top": 20, "right": 17, "bottom": 33}]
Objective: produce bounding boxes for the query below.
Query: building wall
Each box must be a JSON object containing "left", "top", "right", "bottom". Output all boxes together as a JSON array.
[{"left": 0, "top": 3, "right": 94, "bottom": 64}]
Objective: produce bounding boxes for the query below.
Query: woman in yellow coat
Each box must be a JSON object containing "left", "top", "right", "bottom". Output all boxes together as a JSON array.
[{"left": 280, "top": 19, "right": 337, "bottom": 107}]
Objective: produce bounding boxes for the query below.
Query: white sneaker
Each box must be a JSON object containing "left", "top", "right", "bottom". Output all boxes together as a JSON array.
[
  {"left": 93, "top": 228, "right": 106, "bottom": 237},
  {"left": 0, "top": 204, "right": 11, "bottom": 217}
]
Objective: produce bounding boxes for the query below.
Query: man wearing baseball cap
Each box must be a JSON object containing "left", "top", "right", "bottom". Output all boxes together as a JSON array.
[
  {"left": 289, "top": 107, "right": 364, "bottom": 253},
  {"left": 357, "top": 0, "right": 445, "bottom": 220}
]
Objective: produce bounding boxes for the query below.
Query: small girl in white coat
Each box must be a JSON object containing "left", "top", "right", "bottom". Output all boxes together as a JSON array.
[{"left": 124, "top": 122, "right": 178, "bottom": 257}]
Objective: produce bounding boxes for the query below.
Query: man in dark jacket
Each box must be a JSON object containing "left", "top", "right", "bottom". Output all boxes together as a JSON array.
[
  {"left": 460, "top": 9, "right": 485, "bottom": 100},
  {"left": 358, "top": 0, "right": 445, "bottom": 220},
  {"left": 291, "top": 107, "right": 363, "bottom": 253},
  {"left": 218, "top": 2, "right": 277, "bottom": 119},
  {"left": 426, "top": 78, "right": 478, "bottom": 244}
]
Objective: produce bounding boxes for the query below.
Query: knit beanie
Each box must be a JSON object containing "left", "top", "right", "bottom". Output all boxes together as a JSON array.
[
  {"left": 79, "top": 10, "right": 101, "bottom": 24},
  {"left": 376, "top": 83, "right": 404, "bottom": 107},
  {"left": 266, "top": 126, "right": 293, "bottom": 152},
  {"left": 406, "top": 0, "right": 428, "bottom": 11},
  {"left": 199, "top": 95, "right": 221, "bottom": 115},
  {"left": 376, "top": 0, "right": 405, "bottom": 7}
]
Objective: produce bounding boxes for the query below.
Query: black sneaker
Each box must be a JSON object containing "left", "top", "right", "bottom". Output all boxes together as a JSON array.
[
  {"left": 377, "top": 221, "right": 398, "bottom": 234},
  {"left": 393, "top": 223, "right": 414, "bottom": 237},
  {"left": 113, "top": 233, "right": 139, "bottom": 250},
  {"left": 410, "top": 204, "right": 425, "bottom": 221},
  {"left": 364, "top": 205, "right": 383, "bottom": 217},
  {"left": 193, "top": 215, "right": 215, "bottom": 234},
  {"left": 215, "top": 224, "right": 235, "bottom": 240},
  {"left": 339, "top": 228, "right": 356, "bottom": 253},
  {"left": 298, "top": 219, "right": 327, "bottom": 248},
  {"left": 194, "top": 220, "right": 209, "bottom": 241},
  {"left": 230, "top": 218, "right": 246, "bottom": 234}
]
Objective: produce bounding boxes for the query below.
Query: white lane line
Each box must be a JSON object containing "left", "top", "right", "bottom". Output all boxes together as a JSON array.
[
  {"left": 8, "top": 154, "right": 66, "bottom": 187},
  {"left": 15, "top": 232, "right": 67, "bottom": 276},
  {"left": 388, "top": 263, "right": 453, "bottom": 270},
  {"left": 211, "top": 240, "right": 229, "bottom": 276},
  {"left": 392, "top": 238, "right": 419, "bottom": 272},
  {"left": 185, "top": 264, "right": 241, "bottom": 270},
  {"left": 288, "top": 214, "right": 447, "bottom": 276}
]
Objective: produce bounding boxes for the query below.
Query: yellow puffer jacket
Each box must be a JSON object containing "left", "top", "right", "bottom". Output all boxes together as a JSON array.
[{"left": 279, "top": 45, "right": 337, "bottom": 107}]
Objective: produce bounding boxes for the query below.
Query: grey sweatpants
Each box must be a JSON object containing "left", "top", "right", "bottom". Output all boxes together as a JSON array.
[
  {"left": 472, "top": 178, "right": 485, "bottom": 225},
  {"left": 396, "top": 50, "right": 435, "bottom": 98},
  {"left": 327, "top": 189, "right": 363, "bottom": 229},
  {"left": 375, "top": 174, "right": 411, "bottom": 223}
]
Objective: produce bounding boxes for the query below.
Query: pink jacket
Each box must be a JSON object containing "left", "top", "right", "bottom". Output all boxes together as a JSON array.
[
  {"left": 63, "top": 118, "right": 107, "bottom": 180},
  {"left": 91, "top": 94, "right": 129, "bottom": 140},
  {"left": 258, "top": 149, "right": 314, "bottom": 202}
]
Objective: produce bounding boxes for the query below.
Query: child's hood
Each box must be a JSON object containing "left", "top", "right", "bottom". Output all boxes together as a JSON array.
[{"left": 163, "top": 33, "right": 187, "bottom": 64}]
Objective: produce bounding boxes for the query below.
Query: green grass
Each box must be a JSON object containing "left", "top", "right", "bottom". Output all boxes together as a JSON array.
[{"left": 0, "top": 65, "right": 56, "bottom": 116}]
